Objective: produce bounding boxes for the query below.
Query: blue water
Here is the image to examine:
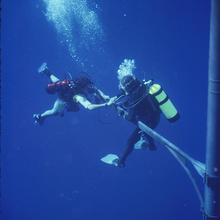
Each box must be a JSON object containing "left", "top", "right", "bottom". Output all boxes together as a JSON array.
[{"left": 2, "top": 0, "right": 210, "bottom": 219}]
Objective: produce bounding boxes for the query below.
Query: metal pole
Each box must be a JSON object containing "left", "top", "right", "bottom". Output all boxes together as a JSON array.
[
  {"left": 137, "top": 121, "right": 205, "bottom": 209},
  {"left": 204, "top": 0, "right": 220, "bottom": 219},
  {"left": 116, "top": 106, "right": 205, "bottom": 210}
]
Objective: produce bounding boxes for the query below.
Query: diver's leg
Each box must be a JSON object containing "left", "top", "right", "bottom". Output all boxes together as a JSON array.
[
  {"left": 33, "top": 98, "right": 66, "bottom": 125},
  {"left": 144, "top": 134, "right": 157, "bottom": 151},
  {"left": 41, "top": 98, "right": 66, "bottom": 117},
  {"left": 39, "top": 64, "right": 59, "bottom": 82},
  {"left": 143, "top": 117, "right": 160, "bottom": 151},
  {"left": 50, "top": 75, "right": 59, "bottom": 83},
  {"left": 118, "top": 127, "right": 141, "bottom": 167},
  {"left": 44, "top": 71, "right": 59, "bottom": 83}
]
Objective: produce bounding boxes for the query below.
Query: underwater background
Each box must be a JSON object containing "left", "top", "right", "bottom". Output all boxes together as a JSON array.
[{"left": 2, "top": 0, "right": 210, "bottom": 219}]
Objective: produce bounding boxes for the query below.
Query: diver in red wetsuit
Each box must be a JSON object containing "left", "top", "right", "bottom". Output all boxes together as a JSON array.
[{"left": 33, "top": 62, "right": 113, "bottom": 125}]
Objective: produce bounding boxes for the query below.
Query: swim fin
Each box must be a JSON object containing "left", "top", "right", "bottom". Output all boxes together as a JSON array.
[
  {"left": 101, "top": 154, "right": 119, "bottom": 165},
  {"left": 134, "top": 140, "right": 157, "bottom": 151},
  {"left": 33, "top": 114, "right": 45, "bottom": 126},
  {"left": 38, "top": 62, "right": 47, "bottom": 75},
  {"left": 134, "top": 139, "right": 149, "bottom": 149}
]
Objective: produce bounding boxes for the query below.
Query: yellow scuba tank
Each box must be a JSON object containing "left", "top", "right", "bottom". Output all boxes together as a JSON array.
[{"left": 149, "top": 84, "right": 180, "bottom": 123}]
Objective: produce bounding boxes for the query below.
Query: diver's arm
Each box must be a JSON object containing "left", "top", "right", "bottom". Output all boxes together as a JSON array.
[
  {"left": 124, "top": 108, "right": 136, "bottom": 122},
  {"left": 95, "top": 89, "right": 110, "bottom": 102},
  {"left": 76, "top": 95, "right": 114, "bottom": 111},
  {"left": 87, "top": 98, "right": 116, "bottom": 110},
  {"left": 87, "top": 103, "right": 107, "bottom": 111}
]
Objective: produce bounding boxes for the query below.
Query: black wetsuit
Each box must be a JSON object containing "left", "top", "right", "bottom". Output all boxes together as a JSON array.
[{"left": 119, "top": 81, "right": 161, "bottom": 165}]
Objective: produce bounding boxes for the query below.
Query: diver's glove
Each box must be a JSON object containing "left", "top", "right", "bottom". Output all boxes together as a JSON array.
[{"left": 112, "top": 159, "right": 125, "bottom": 168}]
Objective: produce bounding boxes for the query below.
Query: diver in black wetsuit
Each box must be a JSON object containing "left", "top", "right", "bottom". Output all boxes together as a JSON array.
[
  {"left": 113, "top": 75, "right": 162, "bottom": 168},
  {"left": 101, "top": 59, "right": 180, "bottom": 168}
]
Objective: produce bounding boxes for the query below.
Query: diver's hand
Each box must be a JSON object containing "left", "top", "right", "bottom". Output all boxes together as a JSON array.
[
  {"left": 102, "top": 95, "right": 110, "bottom": 102},
  {"left": 96, "top": 89, "right": 110, "bottom": 102},
  {"left": 107, "top": 96, "right": 117, "bottom": 106}
]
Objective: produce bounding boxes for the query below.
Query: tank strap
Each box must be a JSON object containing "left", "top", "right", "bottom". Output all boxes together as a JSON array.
[{"left": 158, "top": 95, "right": 169, "bottom": 106}]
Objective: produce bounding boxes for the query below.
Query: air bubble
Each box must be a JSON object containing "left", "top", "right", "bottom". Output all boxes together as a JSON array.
[{"left": 43, "top": 0, "right": 104, "bottom": 65}]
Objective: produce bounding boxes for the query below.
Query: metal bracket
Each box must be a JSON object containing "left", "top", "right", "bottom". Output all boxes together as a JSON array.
[{"left": 204, "top": 174, "right": 220, "bottom": 188}]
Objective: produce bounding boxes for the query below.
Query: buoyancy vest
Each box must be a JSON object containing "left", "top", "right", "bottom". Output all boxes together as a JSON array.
[{"left": 46, "top": 79, "right": 74, "bottom": 94}]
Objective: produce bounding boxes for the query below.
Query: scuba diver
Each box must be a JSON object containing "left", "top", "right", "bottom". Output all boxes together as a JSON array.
[
  {"left": 101, "top": 59, "right": 180, "bottom": 168},
  {"left": 33, "top": 62, "right": 113, "bottom": 125}
]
